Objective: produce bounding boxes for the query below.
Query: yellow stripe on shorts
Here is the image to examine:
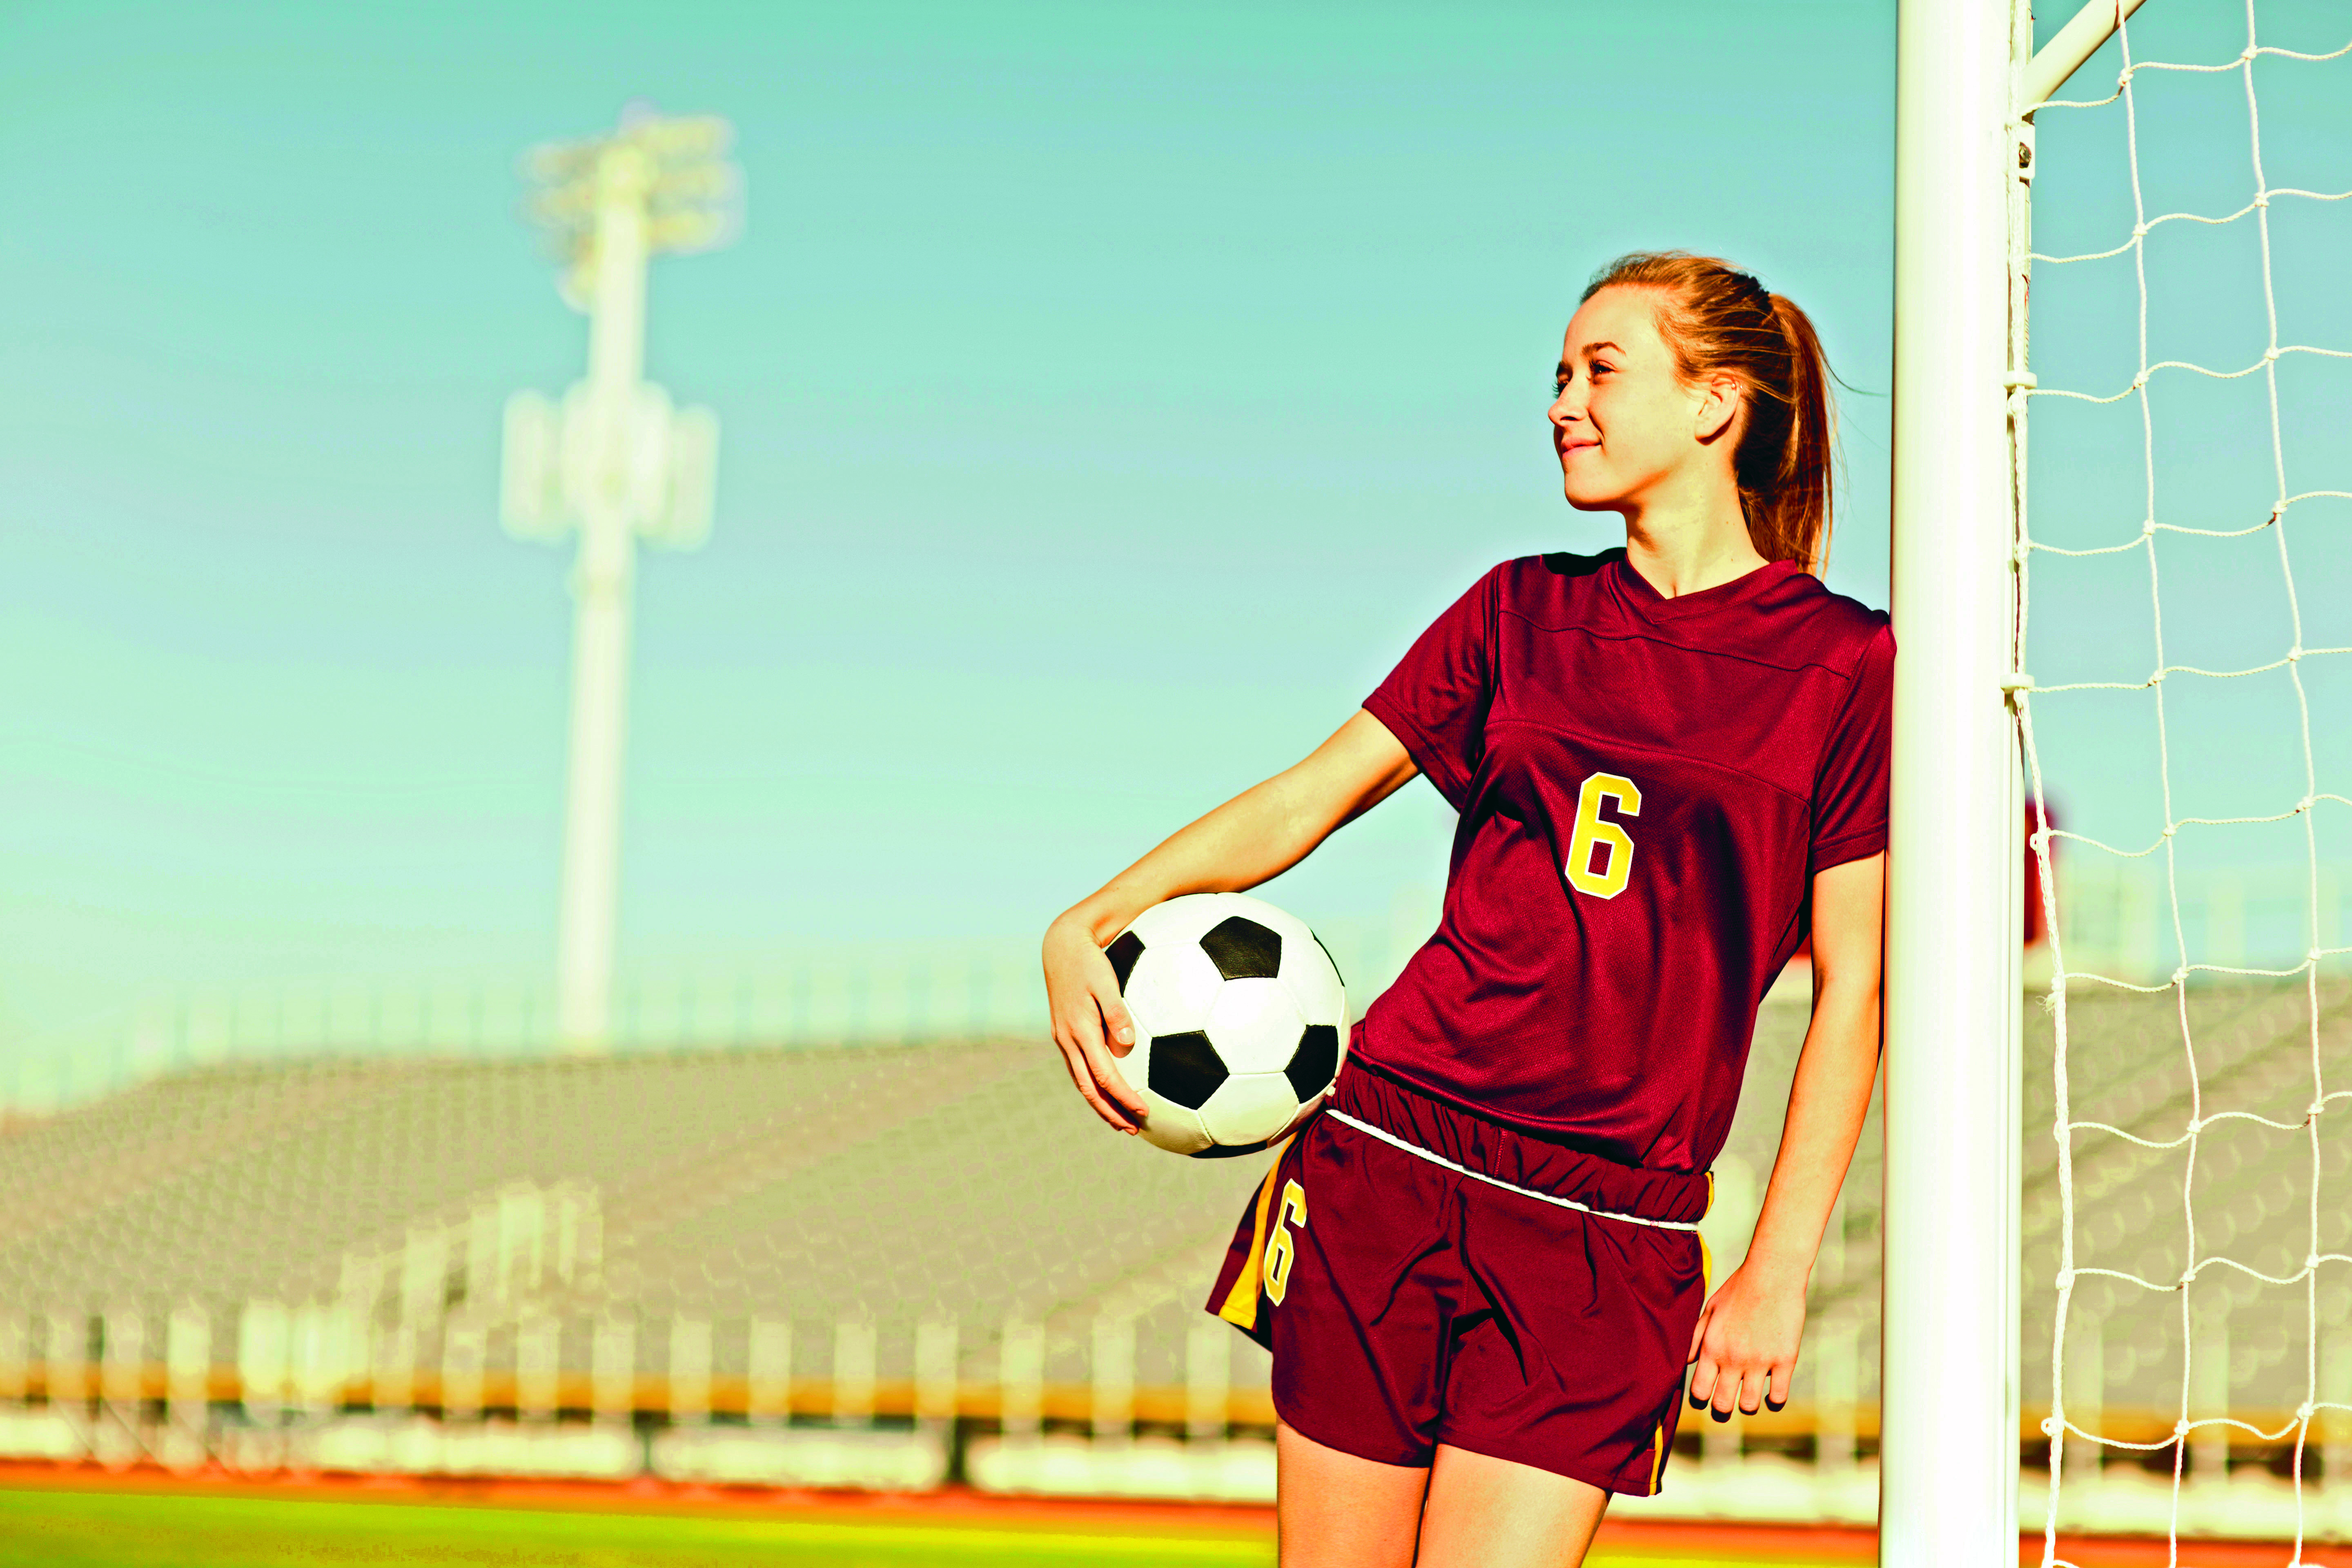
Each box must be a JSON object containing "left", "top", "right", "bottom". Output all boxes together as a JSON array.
[{"left": 1216, "top": 1140, "right": 1291, "bottom": 1331}]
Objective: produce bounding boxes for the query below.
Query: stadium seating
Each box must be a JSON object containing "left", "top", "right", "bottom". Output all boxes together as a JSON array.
[{"left": 0, "top": 976, "right": 2345, "bottom": 1535}]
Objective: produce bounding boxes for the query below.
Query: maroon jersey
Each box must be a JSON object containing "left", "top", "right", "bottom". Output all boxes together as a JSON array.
[{"left": 1359, "top": 550, "right": 1893, "bottom": 1174}]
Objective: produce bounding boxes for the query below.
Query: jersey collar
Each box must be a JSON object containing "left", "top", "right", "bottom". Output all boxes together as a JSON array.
[{"left": 1607, "top": 551, "right": 1802, "bottom": 623}]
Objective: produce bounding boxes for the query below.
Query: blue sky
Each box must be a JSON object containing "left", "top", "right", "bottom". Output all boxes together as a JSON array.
[{"left": 0, "top": 1, "right": 2341, "bottom": 1073}]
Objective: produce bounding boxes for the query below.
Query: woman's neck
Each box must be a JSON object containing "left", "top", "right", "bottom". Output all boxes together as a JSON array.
[{"left": 1619, "top": 488, "right": 1767, "bottom": 599}]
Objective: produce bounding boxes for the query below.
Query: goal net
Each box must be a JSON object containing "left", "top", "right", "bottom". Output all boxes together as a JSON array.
[{"left": 2014, "top": 0, "right": 2352, "bottom": 1551}]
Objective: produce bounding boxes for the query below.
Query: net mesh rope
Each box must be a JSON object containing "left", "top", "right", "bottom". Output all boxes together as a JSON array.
[{"left": 2017, "top": 2, "right": 2352, "bottom": 1557}]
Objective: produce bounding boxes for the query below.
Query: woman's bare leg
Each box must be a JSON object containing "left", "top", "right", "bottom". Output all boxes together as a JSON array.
[
  {"left": 1412, "top": 1443, "right": 1610, "bottom": 1568},
  {"left": 1274, "top": 1420, "right": 1428, "bottom": 1568}
]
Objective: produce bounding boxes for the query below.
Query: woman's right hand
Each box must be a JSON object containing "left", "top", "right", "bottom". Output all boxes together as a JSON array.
[{"left": 1044, "top": 912, "right": 1154, "bottom": 1133}]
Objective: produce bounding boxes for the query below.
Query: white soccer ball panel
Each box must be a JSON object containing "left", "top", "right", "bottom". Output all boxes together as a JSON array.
[
  {"left": 1198, "top": 1071, "right": 1305, "bottom": 1147},
  {"left": 1205, "top": 978, "right": 1305, "bottom": 1076},
  {"left": 1126, "top": 891, "right": 1266, "bottom": 949},
  {"left": 1236, "top": 895, "right": 1317, "bottom": 947},
  {"left": 1108, "top": 1036, "right": 1153, "bottom": 1112},
  {"left": 1136, "top": 1094, "right": 1213, "bottom": 1155},
  {"left": 1278, "top": 935, "right": 1346, "bottom": 1028},
  {"left": 1119, "top": 941, "right": 1223, "bottom": 1036}
]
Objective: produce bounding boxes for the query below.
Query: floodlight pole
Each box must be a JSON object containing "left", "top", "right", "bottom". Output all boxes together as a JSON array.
[
  {"left": 1883, "top": 0, "right": 2025, "bottom": 1557},
  {"left": 503, "top": 108, "right": 734, "bottom": 1052},
  {"left": 556, "top": 147, "right": 651, "bottom": 1056}
]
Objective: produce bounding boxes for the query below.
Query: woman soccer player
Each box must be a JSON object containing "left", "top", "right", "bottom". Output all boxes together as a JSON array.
[{"left": 1042, "top": 252, "right": 1890, "bottom": 1566}]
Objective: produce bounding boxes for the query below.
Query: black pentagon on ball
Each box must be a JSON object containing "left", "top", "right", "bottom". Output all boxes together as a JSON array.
[
  {"left": 1200, "top": 915, "right": 1281, "bottom": 980},
  {"left": 1105, "top": 929, "right": 1145, "bottom": 990},
  {"left": 1192, "top": 1138, "right": 1272, "bottom": 1160},
  {"left": 1285, "top": 1023, "right": 1341, "bottom": 1101},
  {"left": 1147, "top": 1031, "right": 1228, "bottom": 1110}
]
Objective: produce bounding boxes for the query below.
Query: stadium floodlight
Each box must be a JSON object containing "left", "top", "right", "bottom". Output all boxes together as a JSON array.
[
  {"left": 1886, "top": 0, "right": 2169, "bottom": 1556},
  {"left": 501, "top": 103, "right": 738, "bottom": 1051}
]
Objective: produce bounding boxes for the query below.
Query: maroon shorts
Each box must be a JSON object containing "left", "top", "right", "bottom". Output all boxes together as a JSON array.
[{"left": 1204, "top": 1062, "right": 1713, "bottom": 1497}]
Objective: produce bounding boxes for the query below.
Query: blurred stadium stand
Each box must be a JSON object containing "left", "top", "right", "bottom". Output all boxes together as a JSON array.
[
  {"left": 8, "top": 862, "right": 2336, "bottom": 1120},
  {"left": 1, "top": 960, "right": 2346, "bottom": 1532}
]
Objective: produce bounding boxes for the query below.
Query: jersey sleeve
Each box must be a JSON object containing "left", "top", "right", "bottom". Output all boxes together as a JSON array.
[
  {"left": 1362, "top": 566, "right": 1501, "bottom": 813},
  {"left": 1809, "top": 620, "right": 1895, "bottom": 875}
]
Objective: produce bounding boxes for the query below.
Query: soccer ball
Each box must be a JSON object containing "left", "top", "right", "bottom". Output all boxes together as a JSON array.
[{"left": 1104, "top": 893, "right": 1348, "bottom": 1157}]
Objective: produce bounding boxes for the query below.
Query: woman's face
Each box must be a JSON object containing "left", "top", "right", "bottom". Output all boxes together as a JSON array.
[{"left": 1547, "top": 285, "right": 1731, "bottom": 513}]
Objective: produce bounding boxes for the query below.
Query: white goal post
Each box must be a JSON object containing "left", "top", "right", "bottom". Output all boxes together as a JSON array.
[{"left": 1884, "top": 0, "right": 2147, "bottom": 1557}]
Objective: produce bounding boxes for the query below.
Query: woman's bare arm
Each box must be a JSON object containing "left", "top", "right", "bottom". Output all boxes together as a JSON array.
[
  {"left": 1686, "top": 850, "right": 1885, "bottom": 1417},
  {"left": 1044, "top": 710, "right": 1419, "bottom": 1132}
]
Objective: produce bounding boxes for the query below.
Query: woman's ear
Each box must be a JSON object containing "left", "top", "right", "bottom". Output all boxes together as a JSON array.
[{"left": 1693, "top": 375, "right": 1742, "bottom": 444}]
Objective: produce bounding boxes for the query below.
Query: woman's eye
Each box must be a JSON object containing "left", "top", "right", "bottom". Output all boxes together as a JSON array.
[{"left": 1590, "top": 362, "right": 1614, "bottom": 377}]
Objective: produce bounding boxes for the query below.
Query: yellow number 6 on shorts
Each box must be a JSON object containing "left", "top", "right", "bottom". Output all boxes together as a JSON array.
[{"left": 1263, "top": 1180, "right": 1308, "bottom": 1305}]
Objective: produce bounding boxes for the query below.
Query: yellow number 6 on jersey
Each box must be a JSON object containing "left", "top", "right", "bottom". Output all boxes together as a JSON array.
[{"left": 1565, "top": 771, "right": 1642, "bottom": 900}]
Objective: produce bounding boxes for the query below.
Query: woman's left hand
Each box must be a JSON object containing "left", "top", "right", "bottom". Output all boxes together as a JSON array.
[{"left": 1686, "top": 1259, "right": 1807, "bottom": 1419}]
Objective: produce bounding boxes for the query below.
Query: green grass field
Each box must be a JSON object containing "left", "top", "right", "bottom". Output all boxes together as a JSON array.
[
  {"left": 0, "top": 1486, "right": 1883, "bottom": 1568},
  {"left": 0, "top": 1489, "right": 1278, "bottom": 1568}
]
